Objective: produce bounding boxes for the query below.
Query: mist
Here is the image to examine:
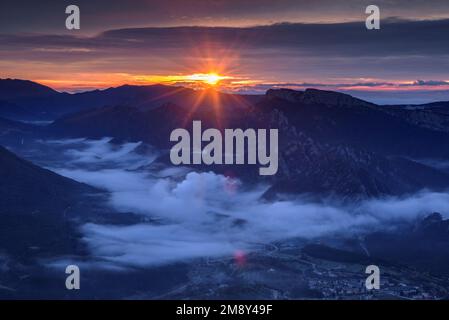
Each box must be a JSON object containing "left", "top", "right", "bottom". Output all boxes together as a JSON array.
[{"left": 46, "top": 138, "right": 449, "bottom": 268}]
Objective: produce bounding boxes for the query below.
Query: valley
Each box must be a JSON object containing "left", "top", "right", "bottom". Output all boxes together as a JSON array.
[{"left": 1, "top": 79, "right": 449, "bottom": 299}]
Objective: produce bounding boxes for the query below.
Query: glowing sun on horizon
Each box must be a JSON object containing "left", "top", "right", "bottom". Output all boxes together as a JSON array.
[
  {"left": 186, "top": 72, "right": 230, "bottom": 86},
  {"left": 131, "top": 71, "right": 234, "bottom": 89}
]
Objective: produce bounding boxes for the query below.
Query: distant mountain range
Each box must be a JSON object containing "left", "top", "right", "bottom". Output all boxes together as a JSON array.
[
  {"left": 2, "top": 78, "right": 449, "bottom": 199},
  {"left": 0, "top": 79, "right": 260, "bottom": 120},
  {"left": 45, "top": 84, "right": 449, "bottom": 199}
]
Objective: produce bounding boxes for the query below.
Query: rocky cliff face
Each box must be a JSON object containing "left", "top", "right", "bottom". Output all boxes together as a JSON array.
[{"left": 259, "top": 108, "right": 449, "bottom": 199}]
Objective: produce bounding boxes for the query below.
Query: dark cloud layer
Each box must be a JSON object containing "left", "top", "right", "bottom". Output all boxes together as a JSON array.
[
  {"left": 2, "top": 19, "right": 448, "bottom": 57},
  {"left": 1, "top": 0, "right": 449, "bottom": 34}
]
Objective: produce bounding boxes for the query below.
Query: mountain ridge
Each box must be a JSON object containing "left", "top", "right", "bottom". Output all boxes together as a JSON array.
[
  {"left": 266, "top": 88, "right": 376, "bottom": 108},
  {"left": 1, "top": 78, "right": 449, "bottom": 121}
]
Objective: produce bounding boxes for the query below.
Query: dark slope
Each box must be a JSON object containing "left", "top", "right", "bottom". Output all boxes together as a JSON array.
[
  {"left": 0, "top": 116, "right": 38, "bottom": 146},
  {"left": 365, "top": 213, "right": 449, "bottom": 275},
  {"left": 259, "top": 108, "right": 449, "bottom": 199},
  {"left": 0, "top": 100, "right": 34, "bottom": 120},
  {"left": 0, "top": 79, "right": 62, "bottom": 120},
  {"left": 0, "top": 145, "right": 98, "bottom": 258},
  {"left": 262, "top": 89, "right": 449, "bottom": 159},
  {"left": 382, "top": 101, "right": 449, "bottom": 133},
  {"left": 0, "top": 79, "right": 58, "bottom": 100},
  {"left": 0, "top": 145, "right": 94, "bottom": 214},
  {"left": 0, "top": 116, "right": 33, "bottom": 133}
]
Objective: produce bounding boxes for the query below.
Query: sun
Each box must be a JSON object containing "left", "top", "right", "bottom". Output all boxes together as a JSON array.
[
  {"left": 202, "top": 73, "right": 222, "bottom": 85},
  {"left": 186, "top": 73, "right": 229, "bottom": 86}
]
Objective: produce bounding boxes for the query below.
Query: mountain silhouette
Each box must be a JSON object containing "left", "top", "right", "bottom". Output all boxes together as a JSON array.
[
  {"left": 2, "top": 79, "right": 449, "bottom": 198},
  {"left": 0, "top": 79, "right": 58, "bottom": 100},
  {"left": 45, "top": 86, "right": 449, "bottom": 199},
  {"left": 0, "top": 79, "right": 261, "bottom": 120}
]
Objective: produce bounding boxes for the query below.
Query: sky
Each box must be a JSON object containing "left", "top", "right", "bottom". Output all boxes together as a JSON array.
[{"left": 1, "top": 0, "right": 449, "bottom": 103}]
